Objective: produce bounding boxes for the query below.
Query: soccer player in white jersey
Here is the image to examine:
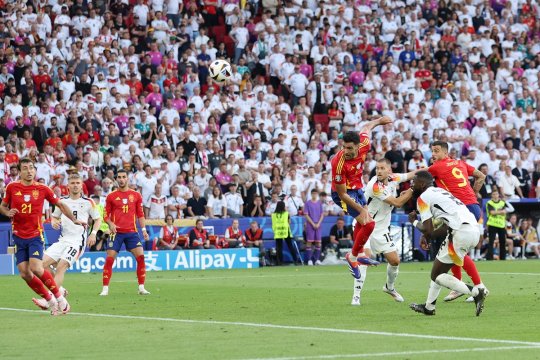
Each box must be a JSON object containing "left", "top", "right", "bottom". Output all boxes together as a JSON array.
[
  {"left": 32, "top": 173, "right": 101, "bottom": 310},
  {"left": 408, "top": 171, "right": 486, "bottom": 316},
  {"left": 350, "top": 158, "right": 415, "bottom": 306}
]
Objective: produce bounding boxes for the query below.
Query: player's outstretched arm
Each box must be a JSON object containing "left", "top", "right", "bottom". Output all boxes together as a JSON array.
[
  {"left": 383, "top": 188, "right": 413, "bottom": 208},
  {"left": 408, "top": 210, "right": 435, "bottom": 240},
  {"left": 360, "top": 115, "right": 393, "bottom": 134}
]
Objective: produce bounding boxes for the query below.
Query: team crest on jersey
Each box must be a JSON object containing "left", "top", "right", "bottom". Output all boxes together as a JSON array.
[
  {"left": 128, "top": 195, "right": 135, "bottom": 202},
  {"left": 23, "top": 195, "right": 31, "bottom": 202},
  {"left": 32, "top": 190, "right": 40, "bottom": 200},
  {"left": 122, "top": 199, "right": 128, "bottom": 204}
]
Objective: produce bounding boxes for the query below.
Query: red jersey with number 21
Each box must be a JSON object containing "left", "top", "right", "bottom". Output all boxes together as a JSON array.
[
  {"left": 104, "top": 189, "right": 144, "bottom": 233},
  {"left": 2, "top": 181, "right": 60, "bottom": 239},
  {"left": 331, "top": 132, "right": 370, "bottom": 191},
  {"left": 428, "top": 158, "right": 477, "bottom": 205}
]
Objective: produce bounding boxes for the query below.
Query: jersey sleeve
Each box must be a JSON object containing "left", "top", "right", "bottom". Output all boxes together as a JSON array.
[
  {"left": 43, "top": 185, "right": 60, "bottom": 205},
  {"left": 135, "top": 192, "right": 145, "bottom": 218},
  {"left": 89, "top": 199, "right": 100, "bottom": 220},
  {"left": 104, "top": 194, "right": 112, "bottom": 222},
  {"left": 392, "top": 173, "right": 408, "bottom": 184},
  {"left": 417, "top": 195, "right": 433, "bottom": 222},
  {"left": 372, "top": 181, "right": 391, "bottom": 201},
  {"left": 52, "top": 205, "right": 62, "bottom": 218},
  {"left": 427, "top": 163, "right": 438, "bottom": 178},
  {"left": 331, "top": 153, "right": 346, "bottom": 185},
  {"left": 464, "top": 161, "right": 476, "bottom": 176}
]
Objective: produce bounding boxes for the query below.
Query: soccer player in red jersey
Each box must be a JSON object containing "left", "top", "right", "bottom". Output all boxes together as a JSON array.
[
  {"left": 0, "top": 158, "right": 86, "bottom": 315},
  {"left": 100, "top": 169, "right": 150, "bottom": 296},
  {"left": 428, "top": 141, "right": 489, "bottom": 301},
  {"left": 331, "top": 116, "right": 393, "bottom": 279}
]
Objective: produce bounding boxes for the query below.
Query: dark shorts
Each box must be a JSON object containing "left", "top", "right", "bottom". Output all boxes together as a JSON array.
[
  {"left": 466, "top": 204, "right": 481, "bottom": 222},
  {"left": 13, "top": 235, "right": 44, "bottom": 265},
  {"left": 107, "top": 233, "right": 143, "bottom": 253},
  {"left": 331, "top": 189, "right": 367, "bottom": 218}
]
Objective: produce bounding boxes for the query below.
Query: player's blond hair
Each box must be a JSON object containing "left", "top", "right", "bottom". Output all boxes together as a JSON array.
[{"left": 68, "top": 173, "right": 82, "bottom": 182}]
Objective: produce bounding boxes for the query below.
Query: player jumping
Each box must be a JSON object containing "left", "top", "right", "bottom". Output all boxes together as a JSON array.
[
  {"left": 32, "top": 173, "right": 102, "bottom": 310},
  {"left": 350, "top": 158, "right": 415, "bottom": 306},
  {"left": 428, "top": 141, "right": 488, "bottom": 302},
  {"left": 331, "top": 116, "right": 393, "bottom": 279},
  {"left": 0, "top": 158, "right": 87, "bottom": 315},
  {"left": 408, "top": 171, "right": 486, "bottom": 316}
]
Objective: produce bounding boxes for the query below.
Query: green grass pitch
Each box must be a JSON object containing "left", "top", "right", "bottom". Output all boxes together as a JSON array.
[{"left": 0, "top": 261, "right": 539, "bottom": 360}]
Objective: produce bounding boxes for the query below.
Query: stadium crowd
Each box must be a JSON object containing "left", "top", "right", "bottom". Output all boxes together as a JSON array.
[{"left": 0, "top": 0, "right": 539, "bottom": 260}]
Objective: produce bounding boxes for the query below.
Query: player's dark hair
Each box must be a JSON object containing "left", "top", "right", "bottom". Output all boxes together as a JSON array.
[
  {"left": 342, "top": 131, "right": 361, "bottom": 144},
  {"left": 117, "top": 169, "right": 129, "bottom": 177},
  {"left": 415, "top": 170, "right": 434, "bottom": 186},
  {"left": 431, "top": 141, "right": 449, "bottom": 151},
  {"left": 377, "top": 158, "right": 392, "bottom": 166},
  {"left": 18, "top": 157, "right": 34, "bottom": 171}
]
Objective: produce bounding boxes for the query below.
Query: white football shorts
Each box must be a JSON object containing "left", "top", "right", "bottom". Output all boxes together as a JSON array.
[
  {"left": 45, "top": 239, "right": 85, "bottom": 266},
  {"left": 437, "top": 223, "right": 480, "bottom": 266}
]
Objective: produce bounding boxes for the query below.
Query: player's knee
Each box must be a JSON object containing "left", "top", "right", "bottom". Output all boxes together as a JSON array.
[
  {"left": 19, "top": 270, "right": 33, "bottom": 281},
  {"left": 388, "top": 258, "right": 400, "bottom": 266},
  {"left": 57, "top": 261, "right": 69, "bottom": 271},
  {"left": 29, "top": 263, "right": 44, "bottom": 276}
]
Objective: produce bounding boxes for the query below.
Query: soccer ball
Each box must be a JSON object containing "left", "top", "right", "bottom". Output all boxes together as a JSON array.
[{"left": 209, "top": 59, "right": 232, "bottom": 83}]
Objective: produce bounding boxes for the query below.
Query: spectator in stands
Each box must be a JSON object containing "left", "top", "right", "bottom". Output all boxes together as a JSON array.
[
  {"left": 246, "top": 195, "right": 265, "bottom": 217},
  {"left": 304, "top": 189, "right": 324, "bottom": 266},
  {"left": 506, "top": 214, "right": 525, "bottom": 260},
  {"left": 168, "top": 185, "right": 187, "bottom": 219},
  {"left": 512, "top": 160, "right": 531, "bottom": 198},
  {"left": 271, "top": 200, "right": 299, "bottom": 266},
  {"left": 477, "top": 164, "right": 497, "bottom": 199},
  {"left": 224, "top": 219, "right": 245, "bottom": 248},
  {"left": 157, "top": 215, "right": 180, "bottom": 250},
  {"left": 187, "top": 219, "right": 213, "bottom": 249},
  {"left": 328, "top": 217, "right": 353, "bottom": 255},
  {"left": 206, "top": 185, "right": 227, "bottom": 219},
  {"left": 224, "top": 183, "right": 244, "bottom": 218},
  {"left": 284, "top": 185, "right": 304, "bottom": 217},
  {"left": 145, "top": 183, "right": 167, "bottom": 220},
  {"left": 186, "top": 186, "right": 207, "bottom": 219},
  {"left": 498, "top": 165, "right": 524, "bottom": 199},
  {"left": 520, "top": 218, "right": 540, "bottom": 259}
]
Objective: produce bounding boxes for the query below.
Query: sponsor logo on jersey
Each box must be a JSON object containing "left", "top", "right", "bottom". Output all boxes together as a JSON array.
[
  {"left": 115, "top": 197, "right": 121, "bottom": 201},
  {"left": 15, "top": 191, "right": 22, "bottom": 196},
  {"left": 23, "top": 195, "right": 31, "bottom": 202}
]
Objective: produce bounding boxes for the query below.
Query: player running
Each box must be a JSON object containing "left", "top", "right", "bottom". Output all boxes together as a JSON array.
[
  {"left": 408, "top": 171, "right": 486, "bottom": 316},
  {"left": 100, "top": 169, "right": 150, "bottom": 296},
  {"left": 331, "top": 116, "right": 393, "bottom": 279},
  {"left": 32, "top": 173, "right": 102, "bottom": 310},
  {"left": 428, "top": 141, "right": 488, "bottom": 301},
  {"left": 0, "top": 158, "right": 87, "bottom": 315},
  {"left": 350, "top": 158, "right": 415, "bottom": 306}
]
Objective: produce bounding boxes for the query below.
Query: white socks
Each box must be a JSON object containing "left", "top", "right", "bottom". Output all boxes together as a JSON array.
[
  {"left": 353, "top": 265, "right": 368, "bottom": 297},
  {"left": 425, "top": 280, "right": 441, "bottom": 311},
  {"left": 435, "top": 273, "right": 478, "bottom": 296},
  {"left": 386, "top": 265, "right": 399, "bottom": 291},
  {"left": 138, "top": 284, "right": 146, "bottom": 291}
]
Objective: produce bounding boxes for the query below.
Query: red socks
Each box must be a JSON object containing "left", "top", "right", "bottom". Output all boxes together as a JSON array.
[
  {"left": 352, "top": 221, "right": 375, "bottom": 256},
  {"left": 136, "top": 255, "right": 146, "bottom": 285},
  {"left": 451, "top": 265, "right": 462, "bottom": 280},
  {"left": 26, "top": 275, "right": 52, "bottom": 300},
  {"left": 38, "top": 270, "right": 61, "bottom": 298},
  {"left": 452, "top": 255, "right": 481, "bottom": 285},
  {"left": 462, "top": 255, "right": 481, "bottom": 285},
  {"left": 103, "top": 256, "right": 115, "bottom": 286}
]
